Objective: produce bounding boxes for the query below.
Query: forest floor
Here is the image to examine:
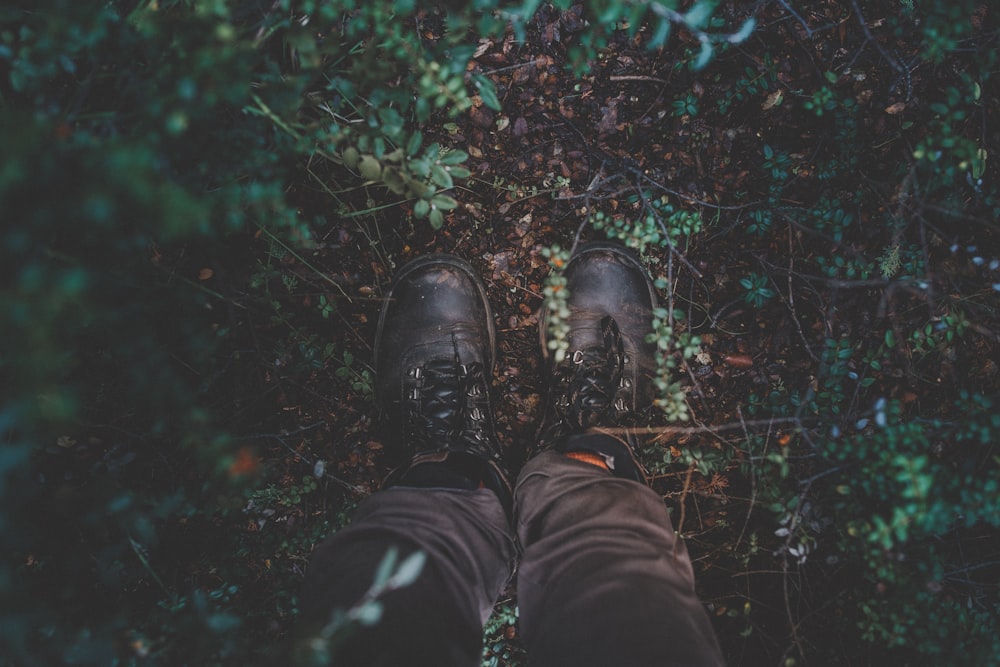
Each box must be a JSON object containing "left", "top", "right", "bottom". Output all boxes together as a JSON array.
[{"left": 217, "top": 3, "right": 999, "bottom": 664}]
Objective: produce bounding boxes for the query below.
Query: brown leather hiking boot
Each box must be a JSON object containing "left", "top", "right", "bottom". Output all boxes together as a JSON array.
[
  {"left": 536, "top": 242, "right": 659, "bottom": 481},
  {"left": 374, "top": 254, "right": 511, "bottom": 510}
]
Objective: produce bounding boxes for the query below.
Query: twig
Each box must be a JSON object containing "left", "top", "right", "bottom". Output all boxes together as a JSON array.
[
  {"left": 776, "top": 485, "right": 815, "bottom": 663},
  {"left": 733, "top": 406, "right": 760, "bottom": 550},
  {"left": 943, "top": 561, "right": 1000, "bottom": 579},
  {"left": 782, "top": 556, "right": 808, "bottom": 661},
  {"left": 770, "top": 237, "right": 821, "bottom": 363},
  {"left": 664, "top": 235, "right": 705, "bottom": 280},
  {"left": 615, "top": 415, "right": 816, "bottom": 440},
  {"left": 638, "top": 171, "right": 762, "bottom": 211},
  {"left": 249, "top": 93, "right": 302, "bottom": 139},
  {"left": 708, "top": 297, "right": 747, "bottom": 331},
  {"left": 269, "top": 432, "right": 369, "bottom": 496},
  {"left": 675, "top": 463, "right": 696, "bottom": 543},
  {"left": 253, "top": 221, "right": 353, "bottom": 302},
  {"left": 776, "top": 0, "right": 814, "bottom": 38},
  {"left": 151, "top": 263, "right": 249, "bottom": 310},
  {"left": 609, "top": 74, "right": 670, "bottom": 84},
  {"left": 849, "top": 0, "right": 906, "bottom": 78}
]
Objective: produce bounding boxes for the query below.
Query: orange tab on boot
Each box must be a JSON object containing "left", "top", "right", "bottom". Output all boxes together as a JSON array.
[{"left": 565, "top": 451, "right": 610, "bottom": 471}]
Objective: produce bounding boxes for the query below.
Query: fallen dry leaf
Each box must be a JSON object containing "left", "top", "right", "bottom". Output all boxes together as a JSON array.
[
  {"left": 723, "top": 354, "right": 754, "bottom": 369},
  {"left": 762, "top": 89, "right": 784, "bottom": 110}
]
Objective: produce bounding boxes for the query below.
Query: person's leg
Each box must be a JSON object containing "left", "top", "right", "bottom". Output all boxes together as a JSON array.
[
  {"left": 296, "top": 255, "right": 515, "bottom": 667},
  {"left": 299, "top": 482, "right": 514, "bottom": 667},
  {"left": 521, "top": 242, "right": 724, "bottom": 666},
  {"left": 515, "top": 436, "right": 723, "bottom": 667}
]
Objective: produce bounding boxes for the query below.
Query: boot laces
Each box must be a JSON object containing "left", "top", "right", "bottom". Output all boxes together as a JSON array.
[
  {"left": 542, "top": 315, "right": 630, "bottom": 443},
  {"left": 403, "top": 337, "right": 496, "bottom": 458}
]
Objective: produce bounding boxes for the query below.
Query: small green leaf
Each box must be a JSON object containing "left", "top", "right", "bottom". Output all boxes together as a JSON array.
[
  {"left": 429, "top": 208, "right": 444, "bottom": 229},
  {"left": 406, "top": 131, "right": 423, "bottom": 157},
  {"left": 972, "top": 148, "right": 987, "bottom": 179},
  {"left": 382, "top": 167, "right": 406, "bottom": 194},
  {"left": 388, "top": 551, "right": 426, "bottom": 588},
  {"left": 409, "top": 180, "right": 433, "bottom": 198},
  {"left": 382, "top": 148, "right": 404, "bottom": 164},
  {"left": 693, "top": 40, "right": 714, "bottom": 70},
  {"left": 205, "top": 612, "right": 242, "bottom": 632},
  {"left": 423, "top": 143, "right": 441, "bottom": 161},
  {"left": 359, "top": 155, "right": 382, "bottom": 181},
  {"left": 430, "top": 164, "right": 453, "bottom": 189},
  {"left": 728, "top": 17, "right": 756, "bottom": 44},
  {"left": 373, "top": 547, "right": 399, "bottom": 588},
  {"left": 474, "top": 74, "right": 501, "bottom": 111},
  {"left": 684, "top": 1, "right": 716, "bottom": 29},
  {"left": 431, "top": 195, "right": 458, "bottom": 210},
  {"left": 598, "top": 2, "right": 622, "bottom": 23},
  {"left": 648, "top": 18, "right": 672, "bottom": 49},
  {"left": 414, "top": 199, "right": 430, "bottom": 218},
  {"left": 439, "top": 150, "right": 469, "bottom": 166},
  {"left": 354, "top": 601, "right": 384, "bottom": 626},
  {"left": 342, "top": 146, "right": 360, "bottom": 169}
]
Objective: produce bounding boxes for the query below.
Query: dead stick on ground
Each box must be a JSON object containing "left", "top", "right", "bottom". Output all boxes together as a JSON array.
[
  {"left": 733, "top": 406, "right": 760, "bottom": 551},
  {"left": 614, "top": 416, "right": 814, "bottom": 440},
  {"left": 675, "top": 463, "right": 696, "bottom": 555},
  {"left": 609, "top": 75, "right": 669, "bottom": 84},
  {"left": 782, "top": 229, "right": 821, "bottom": 362},
  {"left": 783, "top": 556, "right": 808, "bottom": 661}
]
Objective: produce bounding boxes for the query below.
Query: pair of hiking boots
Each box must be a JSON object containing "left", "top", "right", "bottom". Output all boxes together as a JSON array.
[{"left": 373, "top": 242, "right": 659, "bottom": 511}]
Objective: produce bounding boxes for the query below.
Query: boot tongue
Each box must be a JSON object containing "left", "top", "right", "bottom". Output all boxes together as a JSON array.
[{"left": 599, "top": 315, "right": 625, "bottom": 383}]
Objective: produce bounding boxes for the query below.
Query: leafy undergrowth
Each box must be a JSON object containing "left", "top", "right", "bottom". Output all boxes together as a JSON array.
[{"left": 3, "top": 0, "right": 999, "bottom": 665}]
